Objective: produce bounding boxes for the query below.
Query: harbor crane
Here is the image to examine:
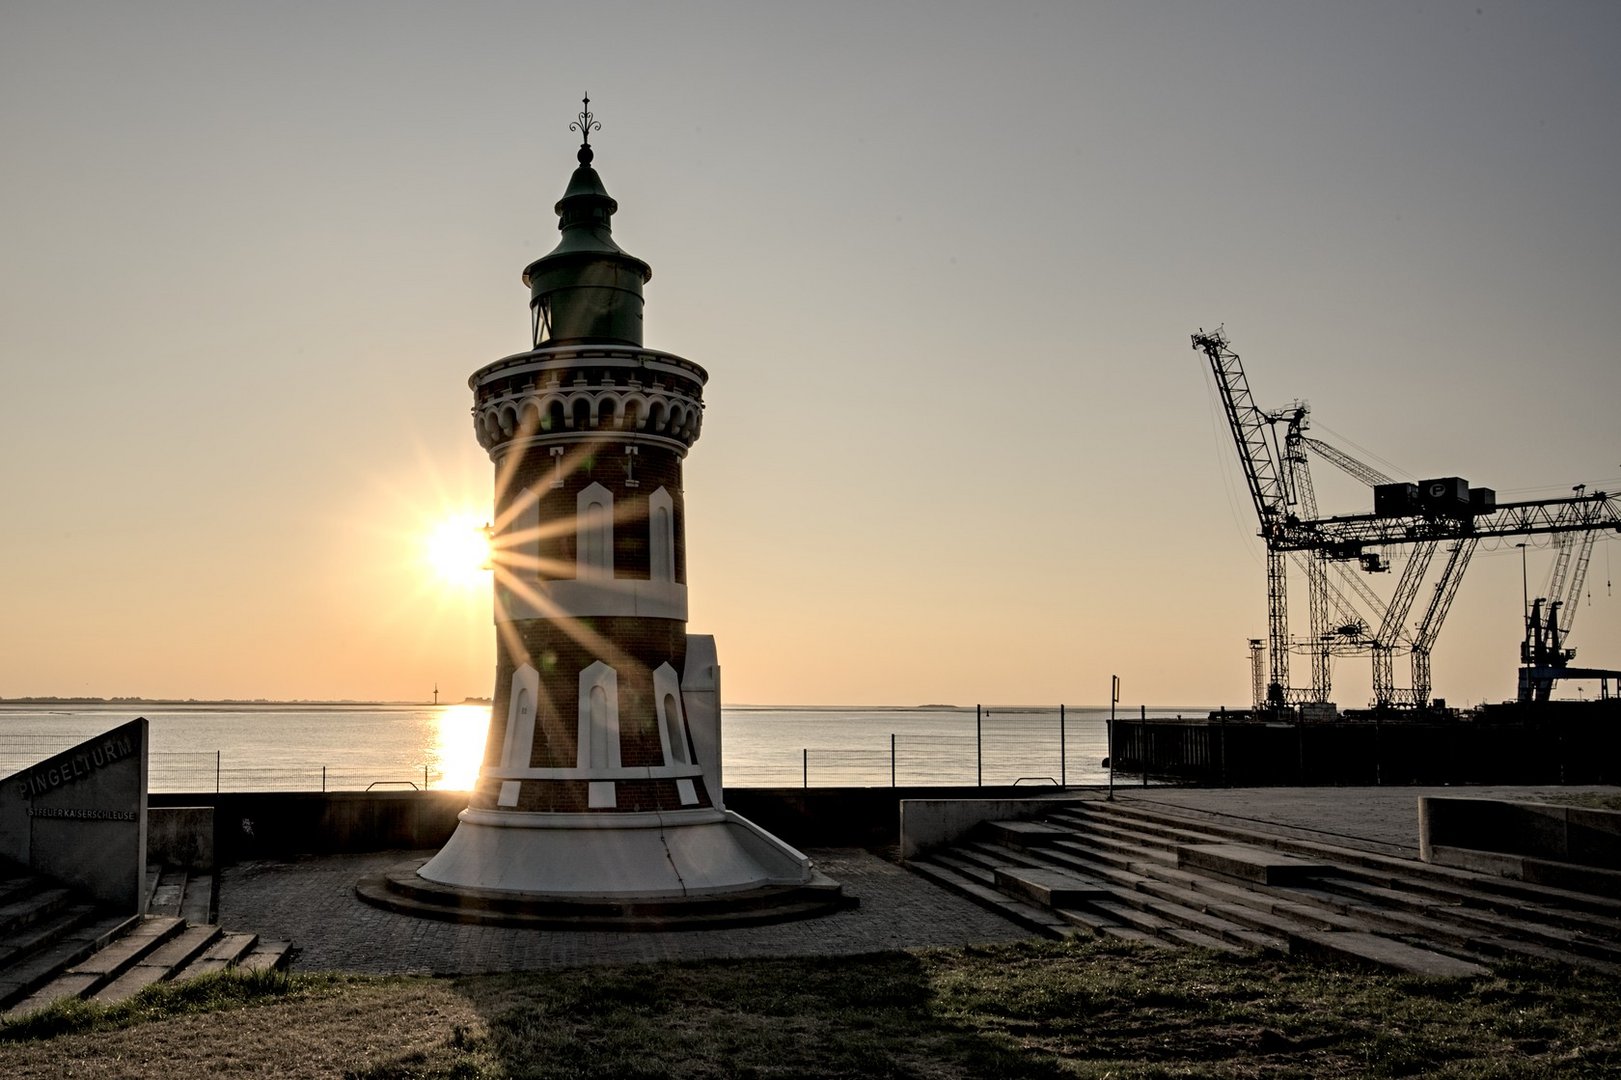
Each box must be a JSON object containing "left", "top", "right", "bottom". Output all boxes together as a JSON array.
[{"left": 1192, "top": 326, "right": 1621, "bottom": 711}]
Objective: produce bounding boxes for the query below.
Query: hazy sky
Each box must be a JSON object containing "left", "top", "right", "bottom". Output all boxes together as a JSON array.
[{"left": 3, "top": 2, "right": 1618, "bottom": 707}]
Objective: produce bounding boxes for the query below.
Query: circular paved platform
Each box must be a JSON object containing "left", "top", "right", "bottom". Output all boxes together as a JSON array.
[{"left": 217, "top": 848, "right": 1034, "bottom": 975}]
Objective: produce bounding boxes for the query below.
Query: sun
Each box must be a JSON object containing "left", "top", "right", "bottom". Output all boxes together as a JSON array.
[{"left": 424, "top": 513, "right": 492, "bottom": 589}]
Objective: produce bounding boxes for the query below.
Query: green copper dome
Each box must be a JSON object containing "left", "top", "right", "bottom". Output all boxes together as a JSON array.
[{"left": 521, "top": 111, "right": 651, "bottom": 348}]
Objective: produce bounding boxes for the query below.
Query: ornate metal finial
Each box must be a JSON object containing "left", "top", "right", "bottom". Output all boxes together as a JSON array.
[{"left": 571, "top": 93, "right": 600, "bottom": 165}]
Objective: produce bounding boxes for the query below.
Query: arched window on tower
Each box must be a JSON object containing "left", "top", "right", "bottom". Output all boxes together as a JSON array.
[
  {"left": 576, "top": 482, "right": 614, "bottom": 580},
  {"left": 649, "top": 487, "right": 675, "bottom": 583},
  {"left": 498, "top": 664, "right": 539, "bottom": 807},
  {"left": 578, "top": 661, "right": 621, "bottom": 808},
  {"left": 652, "top": 662, "right": 698, "bottom": 805}
]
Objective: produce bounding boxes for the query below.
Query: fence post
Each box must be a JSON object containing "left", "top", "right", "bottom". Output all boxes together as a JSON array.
[
  {"left": 1108, "top": 676, "right": 1119, "bottom": 800},
  {"left": 424, "top": 764, "right": 429, "bottom": 790},
  {"left": 976, "top": 705, "right": 983, "bottom": 787},
  {"left": 322, "top": 765, "right": 326, "bottom": 792},
  {"left": 1059, "top": 704, "right": 1066, "bottom": 788},
  {"left": 890, "top": 733, "right": 896, "bottom": 788},
  {"left": 1141, "top": 704, "right": 1148, "bottom": 788},
  {"left": 215, "top": 750, "right": 220, "bottom": 794},
  {"left": 802, "top": 748, "right": 808, "bottom": 789}
]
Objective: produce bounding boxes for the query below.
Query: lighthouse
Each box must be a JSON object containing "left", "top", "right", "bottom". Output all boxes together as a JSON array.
[{"left": 361, "top": 101, "right": 844, "bottom": 925}]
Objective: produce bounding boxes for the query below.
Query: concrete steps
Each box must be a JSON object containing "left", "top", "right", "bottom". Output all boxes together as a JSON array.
[
  {"left": 907, "top": 795, "right": 1621, "bottom": 976},
  {"left": 0, "top": 860, "right": 290, "bottom": 1018}
]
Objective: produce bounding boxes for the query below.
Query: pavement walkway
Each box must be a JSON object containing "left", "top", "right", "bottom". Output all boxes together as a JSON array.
[
  {"left": 216, "top": 848, "right": 1035, "bottom": 975},
  {"left": 216, "top": 784, "right": 1619, "bottom": 975}
]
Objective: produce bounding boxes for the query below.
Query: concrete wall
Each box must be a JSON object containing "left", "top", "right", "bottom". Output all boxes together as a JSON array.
[
  {"left": 148, "top": 807, "right": 214, "bottom": 870},
  {"left": 150, "top": 784, "right": 1079, "bottom": 860},
  {"left": 899, "top": 798, "right": 1070, "bottom": 859},
  {"left": 1419, "top": 796, "right": 1621, "bottom": 869},
  {"left": 150, "top": 791, "right": 469, "bottom": 862}
]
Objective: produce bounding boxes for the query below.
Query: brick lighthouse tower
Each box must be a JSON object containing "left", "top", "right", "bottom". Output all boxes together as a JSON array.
[{"left": 361, "top": 101, "right": 844, "bottom": 925}]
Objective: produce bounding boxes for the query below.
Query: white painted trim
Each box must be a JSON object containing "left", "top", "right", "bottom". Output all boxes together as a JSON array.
[
  {"left": 652, "top": 662, "right": 689, "bottom": 766},
  {"left": 578, "top": 661, "right": 620, "bottom": 809},
  {"left": 495, "top": 578, "right": 688, "bottom": 622},
  {"left": 497, "top": 781, "right": 520, "bottom": 807},
  {"left": 575, "top": 482, "right": 614, "bottom": 581},
  {"left": 682, "top": 635, "right": 724, "bottom": 809},
  {"left": 499, "top": 665, "right": 539, "bottom": 771},
  {"left": 649, "top": 487, "right": 675, "bottom": 583}
]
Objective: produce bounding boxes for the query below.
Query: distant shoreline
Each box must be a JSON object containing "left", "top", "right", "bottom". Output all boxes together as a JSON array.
[{"left": 0, "top": 698, "right": 430, "bottom": 708}]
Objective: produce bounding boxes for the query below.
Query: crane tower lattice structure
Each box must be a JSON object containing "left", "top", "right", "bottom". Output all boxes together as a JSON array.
[{"left": 1192, "top": 326, "right": 1620, "bottom": 711}]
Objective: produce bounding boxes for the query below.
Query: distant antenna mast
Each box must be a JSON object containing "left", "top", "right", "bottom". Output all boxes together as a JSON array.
[{"left": 433, "top": 682, "right": 439, "bottom": 706}]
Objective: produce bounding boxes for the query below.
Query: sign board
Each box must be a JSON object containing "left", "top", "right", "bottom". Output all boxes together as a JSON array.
[{"left": 0, "top": 717, "right": 148, "bottom": 911}]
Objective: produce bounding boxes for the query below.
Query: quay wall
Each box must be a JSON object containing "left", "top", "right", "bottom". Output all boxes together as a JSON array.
[{"left": 1112, "top": 713, "right": 1621, "bottom": 786}]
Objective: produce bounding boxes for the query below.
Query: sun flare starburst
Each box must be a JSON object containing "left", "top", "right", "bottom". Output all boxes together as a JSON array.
[{"left": 424, "top": 513, "right": 492, "bottom": 589}]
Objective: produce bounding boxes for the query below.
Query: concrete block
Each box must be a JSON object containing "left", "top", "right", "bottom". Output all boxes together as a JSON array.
[
  {"left": 992, "top": 867, "right": 1111, "bottom": 908},
  {"left": 0, "top": 718, "right": 147, "bottom": 912},
  {"left": 1176, "top": 843, "right": 1331, "bottom": 885},
  {"left": 148, "top": 807, "right": 214, "bottom": 870},
  {"left": 1420, "top": 795, "right": 1621, "bottom": 871}
]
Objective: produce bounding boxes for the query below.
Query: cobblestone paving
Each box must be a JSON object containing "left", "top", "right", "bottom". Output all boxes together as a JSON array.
[
  {"left": 217, "top": 849, "right": 1034, "bottom": 975},
  {"left": 1118, "top": 784, "right": 1620, "bottom": 852}
]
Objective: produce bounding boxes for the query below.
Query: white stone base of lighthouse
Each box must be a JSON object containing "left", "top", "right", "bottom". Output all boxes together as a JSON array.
[
  {"left": 417, "top": 806, "right": 812, "bottom": 899},
  {"left": 355, "top": 635, "right": 850, "bottom": 926}
]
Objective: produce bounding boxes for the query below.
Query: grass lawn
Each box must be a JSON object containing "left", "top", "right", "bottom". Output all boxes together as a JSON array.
[{"left": 3, "top": 938, "right": 1618, "bottom": 1078}]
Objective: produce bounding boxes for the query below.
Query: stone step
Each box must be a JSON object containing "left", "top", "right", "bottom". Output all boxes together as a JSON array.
[
  {"left": 1067, "top": 804, "right": 1621, "bottom": 972},
  {"left": 1176, "top": 843, "right": 1333, "bottom": 885},
  {"left": 1163, "top": 926, "right": 1246, "bottom": 953},
  {"left": 1297, "top": 877, "right": 1621, "bottom": 967},
  {"left": 0, "top": 887, "right": 74, "bottom": 938},
  {"left": 1050, "top": 905, "right": 1120, "bottom": 934},
  {"left": 0, "top": 871, "right": 45, "bottom": 911},
  {"left": 0, "top": 912, "right": 139, "bottom": 1011},
  {"left": 979, "top": 820, "right": 1080, "bottom": 848},
  {"left": 1089, "top": 800, "right": 1621, "bottom": 917},
  {"left": 0, "top": 903, "right": 98, "bottom": 970},
  {"left": 1288, "top": 930, "right": 1488, "bottom": 979},
  {"left": 171, "top": 931, "right": 258, "bottom": 980},
  {"left": 6, "top": 917, "right": 186, "bottom": 1015},
  {"left": 928, "top": 852, "right": 1001, "bottom": 887},
  {"left": 955, "top": 841, "right": 1050, "bottom": 873},
  {"left": 92, "top": 924, "right": 222, "bottom": 1004},
  {"left": 1050, "top": 834, "right": 1178, "bottom": 872},
  {"left": 992, "top": 866, "right": 1112, "bottom": 908},
  {"left": 1051, "top": 856, "right": 1322, "bottom": 950},
  {"left": 905, "top": 859, "right": 1081, "bottom": 940},
  {"left": 1089, "top": 898, "right": 1180, "bottom": 936},
  {"left": 1047, "top": 807, "right": 1199, "bottom": 851},
  {"left": 235, "top": 941, "right": 293, "bottom": 973},
  {"left": 996, "top": 819, "right": 1520, "bottom": 956}
]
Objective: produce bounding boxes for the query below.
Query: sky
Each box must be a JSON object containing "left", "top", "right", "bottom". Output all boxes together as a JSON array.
[{"left": 2, "top": 1, "right": 1618, "bottom": 707}]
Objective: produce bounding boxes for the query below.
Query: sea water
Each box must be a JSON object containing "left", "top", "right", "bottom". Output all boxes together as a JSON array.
[{"left": 0, "top": 702, "right": 1204, "bottom": 792}]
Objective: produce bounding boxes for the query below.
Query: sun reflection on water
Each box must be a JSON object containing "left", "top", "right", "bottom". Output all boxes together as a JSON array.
[{"left": 432, "top": 703, "right": 491, "bottom": 790}]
